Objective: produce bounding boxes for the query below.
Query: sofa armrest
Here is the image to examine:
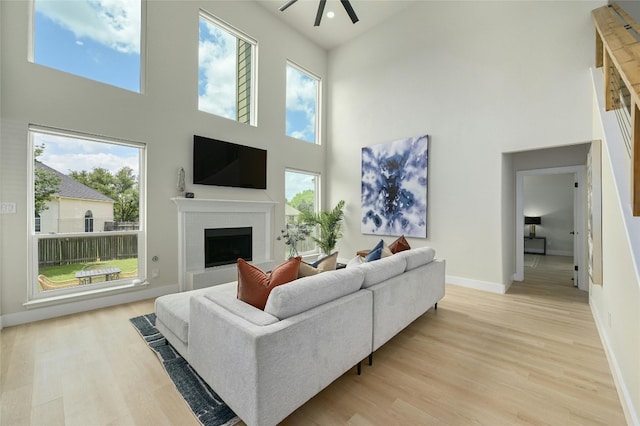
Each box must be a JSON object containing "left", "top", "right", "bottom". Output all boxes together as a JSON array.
[{"left": 188, "top": 289, "right": 373, "bottom": 426}]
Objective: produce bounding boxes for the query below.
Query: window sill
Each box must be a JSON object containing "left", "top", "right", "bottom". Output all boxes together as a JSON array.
[{"left": 23, "top": 280, "right": 150, "bottom": 309}]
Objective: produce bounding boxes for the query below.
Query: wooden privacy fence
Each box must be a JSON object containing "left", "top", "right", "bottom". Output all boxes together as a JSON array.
[{"left": 38, "top": 234, "right": 138, "bottom": 266}]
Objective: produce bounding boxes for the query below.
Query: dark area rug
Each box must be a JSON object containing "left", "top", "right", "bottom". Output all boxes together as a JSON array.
[{"left": 130, "top": 313, "right": 239, "bottom": 426}]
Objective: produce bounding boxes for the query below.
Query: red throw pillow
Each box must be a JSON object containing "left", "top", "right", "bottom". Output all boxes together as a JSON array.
[
  {"left": 389, "top": 235, "right": 411, "bottom": 254},
  {"left": 237, "top": 257, "right": 301, "bottom": 310}
]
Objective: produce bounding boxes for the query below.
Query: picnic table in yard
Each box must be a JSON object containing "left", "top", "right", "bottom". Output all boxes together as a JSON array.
[{"left": 75, "top": 263, "right": 121, "bottom": 284}]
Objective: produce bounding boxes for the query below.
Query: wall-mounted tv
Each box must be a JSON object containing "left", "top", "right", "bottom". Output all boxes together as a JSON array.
[{"left": 193, "top": 135, "right": 267, "bottom": 189}]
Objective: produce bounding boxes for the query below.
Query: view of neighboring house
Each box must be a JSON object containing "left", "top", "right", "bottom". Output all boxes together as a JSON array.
[{"left": 35, "top": 162, "right": 114, "bottom": 234}]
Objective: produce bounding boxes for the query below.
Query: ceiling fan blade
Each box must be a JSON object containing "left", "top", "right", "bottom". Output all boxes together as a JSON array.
[
  {"left": 341, "top": 0, "right": 359, "bottom": 24},
  {"left": 279, "top": 0, "right": 298, "bottom": 12},
  {"left": 314, "top": 0, "right": 327, "bottom": 26}
]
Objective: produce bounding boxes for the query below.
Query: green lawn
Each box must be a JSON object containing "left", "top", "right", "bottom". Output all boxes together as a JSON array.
[{"left": 40, "top": 258, "right": 138, "bottom": 282}]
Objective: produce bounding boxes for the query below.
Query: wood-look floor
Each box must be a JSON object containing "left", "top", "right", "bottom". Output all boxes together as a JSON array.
[{"left": 1, "top": 255, "right": 626, "bottom": 425}]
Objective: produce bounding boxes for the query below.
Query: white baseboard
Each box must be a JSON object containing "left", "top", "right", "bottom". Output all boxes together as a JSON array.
[
  {"left": 0, "top": 284, "right": 177, "bottom": 328},
  {"left": 590, "top": 301, "right": 639, "bottom": 426},
  {"left": 446, "top": 275, "right": 506, "bottom": 294}
]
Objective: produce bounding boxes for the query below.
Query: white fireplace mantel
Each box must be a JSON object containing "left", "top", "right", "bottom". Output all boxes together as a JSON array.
[{"left": 172, "top": 197, "right": 277, "bottom": 291}]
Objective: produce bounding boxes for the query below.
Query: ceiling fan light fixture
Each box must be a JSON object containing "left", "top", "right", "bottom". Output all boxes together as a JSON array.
[
  {"left": 278, "top": 0, "right": 298, "bottom": 12},
  {"left": 314, "top": 0, "right": 327, "bottom": 26},
  {"left": 279, "top": 0, "right": 359, "bottom": 26},
  {"left": 341, "top": 0, "right": 359, "bottom": 24}
]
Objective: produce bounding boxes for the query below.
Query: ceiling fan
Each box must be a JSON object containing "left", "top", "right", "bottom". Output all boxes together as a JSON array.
[{"left": 279, "top": 0, "right": 359, "bottom": 27}]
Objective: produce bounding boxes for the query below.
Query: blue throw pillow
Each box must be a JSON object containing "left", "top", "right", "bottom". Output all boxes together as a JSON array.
[{"left": 365, "top": 247, "right": 383, "bottom": 262}]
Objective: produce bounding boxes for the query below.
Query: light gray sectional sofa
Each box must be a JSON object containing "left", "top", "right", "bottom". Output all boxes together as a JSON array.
[{"left": 154, "top": 246, "right": 445, "bottom": 426}]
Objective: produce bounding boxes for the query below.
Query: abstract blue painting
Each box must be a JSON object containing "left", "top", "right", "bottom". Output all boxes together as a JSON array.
[{"left": 361, "top": 134, "right": 428, "bottom": 238}]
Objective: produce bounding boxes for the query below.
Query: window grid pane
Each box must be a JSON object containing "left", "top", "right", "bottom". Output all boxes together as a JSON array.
[
  {"left": 31, "top": 128, "right": 144, "bottom": 296},
  {"left": 285, "top": 170, "right": 320, "bottom": 255},
  {"left": 286, "top": 63, "right": 320, "bottom": 144},
  {"left": 32, "top": 0, "right": 142, "bottom": 93},
  {"left": 199, "top": 12, "right": 256, "bottom": 125}
]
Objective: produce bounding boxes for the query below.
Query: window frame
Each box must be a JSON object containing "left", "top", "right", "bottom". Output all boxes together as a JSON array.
[
  {"left": 198, "top": 10, "right": 258, "bottom": 126},
  {"left": 28, "top": 125, "right": 147, "bottom": 301},
  {"left": 285, "top": 61, "right": 322, "bottom": 145}
]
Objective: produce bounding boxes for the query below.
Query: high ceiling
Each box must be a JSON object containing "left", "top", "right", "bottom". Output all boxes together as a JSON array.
[{"left": 256, "top": 0, "right": 415, "bottom": 50}]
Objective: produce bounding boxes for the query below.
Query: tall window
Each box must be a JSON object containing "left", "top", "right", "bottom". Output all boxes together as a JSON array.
[
  {"left": 30, "top": 127, "right": 145, "bottom": 298},
  {"left": 31, "top": 0, "right": 143, "bottom": 93},
  {"left": 84, "top": 211, "right": 94, "bottom": 232},
  {"left": 286, "top": 62, "right": 320, "bottom": 144},
  {"left": 199, "top": 11, "right": 257, "bottom": 125},
  {"left": 285, "top": 169, "right": 320, "bottom": 254}
]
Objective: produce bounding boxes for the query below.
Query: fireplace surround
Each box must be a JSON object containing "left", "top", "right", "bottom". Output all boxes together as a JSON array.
[{"left": 172, "top": 198, "right": 277, "bottom": 291}]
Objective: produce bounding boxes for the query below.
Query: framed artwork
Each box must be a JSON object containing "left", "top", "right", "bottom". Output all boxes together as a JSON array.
[
  {"left": 587, "top": 140, "right": 603, "bottom": 285},
  {"left": 361, "top": 134, "right": 429, "bottom": 238}
]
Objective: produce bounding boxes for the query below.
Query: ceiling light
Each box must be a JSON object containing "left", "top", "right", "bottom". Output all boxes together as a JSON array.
[
  {"left": 279, "top": 0, "right": 359, "bottom": 27},
  {"left": 327, "top": 11, "right": 335, "bottom": 18}
]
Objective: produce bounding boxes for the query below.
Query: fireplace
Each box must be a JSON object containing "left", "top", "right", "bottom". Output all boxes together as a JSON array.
[
  {"left": 204, "top": 227, "right": 252, "bottom": 267},
  {"left": 173, "top": 197, "right": 277, "bottom": 291}
]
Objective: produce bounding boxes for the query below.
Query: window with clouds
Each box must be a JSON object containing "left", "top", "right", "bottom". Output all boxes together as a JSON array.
[
  {"left": 286, "top": 62, "right": 320, "bottom": 144},
  {"left": 32, "top": 0, "right": 142, "bottom": 93},
  {"left": 199, "top": 11, "right": 256, "bottom": 125},
  {"left": 30, "top": 126, "right": 146, "bottom": 299}
]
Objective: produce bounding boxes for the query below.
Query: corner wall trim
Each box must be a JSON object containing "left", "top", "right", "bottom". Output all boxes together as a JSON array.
[
  {"left": 446, "top": 275, "right": 506, "bottom": 294},
  {"left": 0, "top": 284, "right": 177, "bottom": 328}
]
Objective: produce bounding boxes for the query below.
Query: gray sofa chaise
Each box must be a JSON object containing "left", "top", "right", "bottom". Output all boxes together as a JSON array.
[{"left": 155, "top": 246, "right": 445, "bottom": 426}]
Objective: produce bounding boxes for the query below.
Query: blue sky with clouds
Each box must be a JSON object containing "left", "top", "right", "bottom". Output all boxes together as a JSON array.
[
  {"left": 34, "top": 132, "right": 140, "bottom": 177},
  {"left": 34, "top": 0, "right": 141, "bottom": 92}
]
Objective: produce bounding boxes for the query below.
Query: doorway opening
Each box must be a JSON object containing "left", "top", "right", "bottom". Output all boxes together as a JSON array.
[{"left": 515, "top": 166, "right": 587, "bottom": 291}]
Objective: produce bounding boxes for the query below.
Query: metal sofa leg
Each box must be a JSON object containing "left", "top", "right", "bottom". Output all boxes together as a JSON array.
[
  {"left": 368, "top": 353, "right": 373, "bottom": 366},
  {"left": 435, "top": 302, "right": 438, "bottom": 310},
  {"left": 357, "top": 361, "right": 362, "bottom": 375}
]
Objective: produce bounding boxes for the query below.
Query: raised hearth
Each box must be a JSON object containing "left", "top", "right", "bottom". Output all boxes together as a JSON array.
[{"left": 172, "top": 198, "right": 277, "bottom": 291}]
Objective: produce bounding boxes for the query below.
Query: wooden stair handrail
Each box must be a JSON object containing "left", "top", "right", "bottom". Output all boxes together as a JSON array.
[{"left": 593, "top": 3, "right": 640, "bottom": 215}]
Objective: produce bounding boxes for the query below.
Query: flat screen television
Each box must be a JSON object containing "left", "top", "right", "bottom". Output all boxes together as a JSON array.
[{"left": 193, "top": 135, "right": 267, "bottom": 189}]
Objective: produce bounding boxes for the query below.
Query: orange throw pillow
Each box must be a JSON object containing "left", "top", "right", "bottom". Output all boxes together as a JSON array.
[
  {"left": 389, "top": 235, "right": 411, "bottom": 254},
  {"left": 237, "top": 257, "right": 301, "bottom": 310}
]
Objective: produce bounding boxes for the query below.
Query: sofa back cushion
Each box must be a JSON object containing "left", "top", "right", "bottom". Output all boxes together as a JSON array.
[
  {"left": 358, "top": 254, "right": 407, "bottom": 288},
  {"left": 264, "top": 267, "right": 365, "bottom": 319},
  {"left": 397, "top": 246, "right": 436, "bottom": 271}
]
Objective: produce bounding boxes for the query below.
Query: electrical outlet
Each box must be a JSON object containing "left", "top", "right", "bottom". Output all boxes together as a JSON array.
[
  {"left": 0, "top": 202, "right": 16, "bottom": 214},
  {"left": 152, "top": 269, "right": 159, "bottom": 278}
]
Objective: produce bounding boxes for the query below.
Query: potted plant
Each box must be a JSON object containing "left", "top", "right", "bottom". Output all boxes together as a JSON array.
[{"left": 300, "top": 200, "right": 345, "bottom": 255}]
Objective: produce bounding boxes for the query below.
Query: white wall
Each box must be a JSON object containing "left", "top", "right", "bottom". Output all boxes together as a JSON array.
[
  {"left": 523, "top": 173, "right": 575, "bottom": 256},
  {"left": 327, "top": 1, "right": 603, "bottom": 290},
  {"left": 0, "top": 1, "right": 327, "bottom": 320},
  {"left": 591, "top": 70, "right": 640, "bottom": 424}
]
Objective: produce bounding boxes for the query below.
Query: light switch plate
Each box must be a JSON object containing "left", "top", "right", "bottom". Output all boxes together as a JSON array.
[{"left": 0, "top": 202, "right": 16, "bottom": 214}]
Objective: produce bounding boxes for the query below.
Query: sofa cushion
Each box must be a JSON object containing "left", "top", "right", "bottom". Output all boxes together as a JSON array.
[
  {"left": 358, "top": 254, "right": 407, "bottom": 288},
  {"left": 237, "top": 257, "right": 301, "bottom": 310},
  {"left": 264, "top": 267, "right": 365, "bottom": 319},
  {"left": 204, "top": 287, "right": 280, "bottom": 326},
  {"left": 298, "top": 252, "right": 339, "bottom": 278},
  {"left": 389, "top": 235, "right": 411, "bottom": 253},
  {"left": 396, "top": 246, "right": 436, "bottom": 271},
  {"left": 155, "top": 284, "right": 234, "bottom": 345}
]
